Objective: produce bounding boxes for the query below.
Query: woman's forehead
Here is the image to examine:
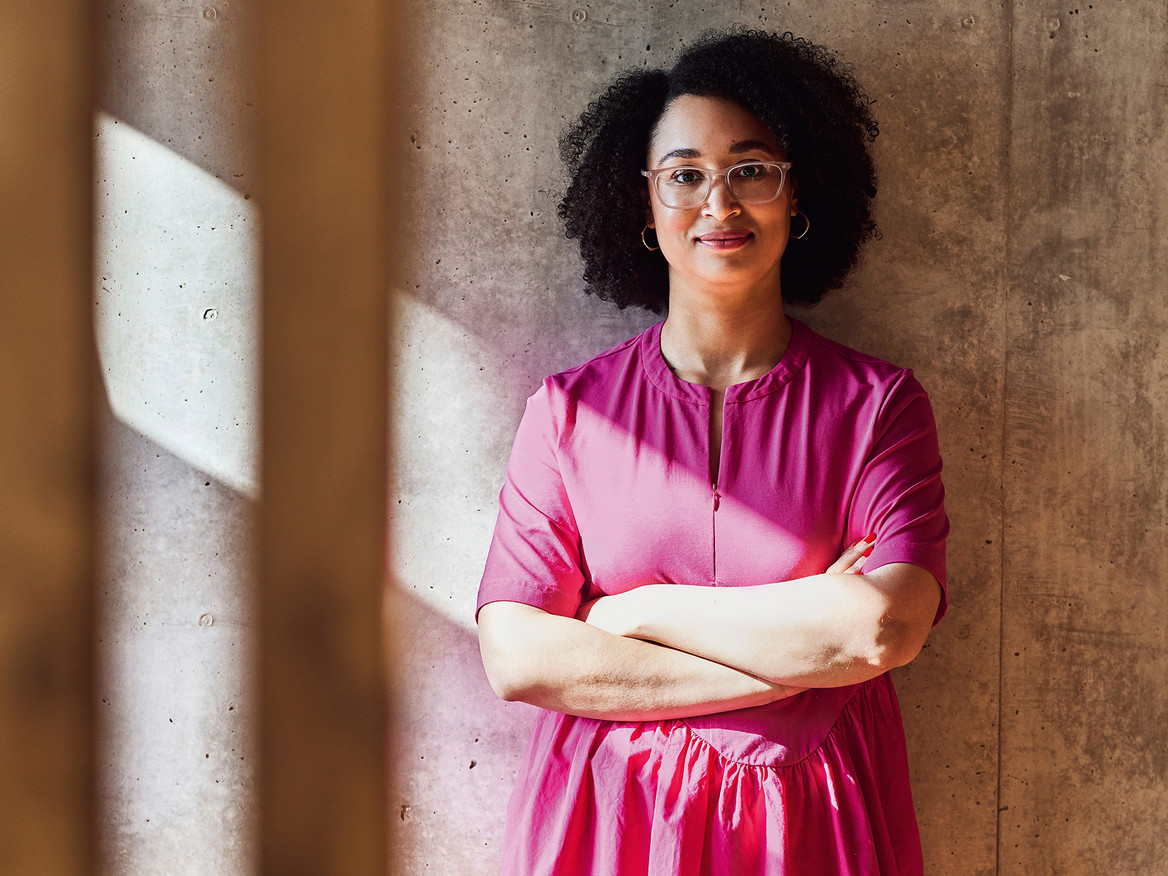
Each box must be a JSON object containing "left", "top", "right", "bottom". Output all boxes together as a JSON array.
[{"left": 648, "top": 94, "right": 782, "bottom": 164}]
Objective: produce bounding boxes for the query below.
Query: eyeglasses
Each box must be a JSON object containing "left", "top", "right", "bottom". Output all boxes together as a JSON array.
[{"left": 641, "top": 161, "right": 792, "bottom": 209}]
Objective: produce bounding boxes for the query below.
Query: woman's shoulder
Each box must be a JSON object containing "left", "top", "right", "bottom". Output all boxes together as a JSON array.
[{"left": 795, "top": 318, "right": 923, "bottom": 394}]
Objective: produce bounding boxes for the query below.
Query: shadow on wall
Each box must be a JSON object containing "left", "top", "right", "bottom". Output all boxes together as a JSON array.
[
  {"left": 98, "top": 0, "right": 256, "bottom": 194},
  {"left": 96, "top": 398, "right": 257, "bottom": 875},
  {"left": 385, "top": 583, "right": 533, "bottom": 873}
]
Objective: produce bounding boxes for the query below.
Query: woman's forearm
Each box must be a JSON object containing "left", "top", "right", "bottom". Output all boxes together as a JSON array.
[
  {"left": 584, "top": 563, "right": 941, "bottom": 688},
  {"left": 477, "top": 601, "right": 804, "bottom": 721}
]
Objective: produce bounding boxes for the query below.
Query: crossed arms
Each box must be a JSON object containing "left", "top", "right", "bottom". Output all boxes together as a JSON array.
[{"left": 478, "top": 538, "right": 941, "bottom": 722}]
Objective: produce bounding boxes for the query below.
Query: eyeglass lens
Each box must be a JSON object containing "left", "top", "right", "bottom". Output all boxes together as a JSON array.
[{"left": 656, "top": 163, "right": 785, "bottom": 208}]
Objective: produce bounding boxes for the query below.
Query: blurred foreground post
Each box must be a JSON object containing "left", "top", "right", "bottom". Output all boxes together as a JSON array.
[
  {"left": 0, "top": 2, "right": 96, "bottom": 873},
  {"left": 256, "top": 0, "right": 400, "bottom": 873}
]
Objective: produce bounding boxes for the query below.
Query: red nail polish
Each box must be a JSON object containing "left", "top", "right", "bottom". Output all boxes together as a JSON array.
[
  {"left": 861, "top": 545, "right": 874, "bottom": 558},
  {"left": 862, "top": 532, "right": 877, "bottom": 544}
]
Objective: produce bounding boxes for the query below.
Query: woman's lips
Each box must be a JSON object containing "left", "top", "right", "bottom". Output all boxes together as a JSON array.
[{"left": 696, "top": 230, "right": 753, "bottom": 250}]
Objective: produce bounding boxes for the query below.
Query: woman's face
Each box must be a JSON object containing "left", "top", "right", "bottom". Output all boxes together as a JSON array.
[{"left": 646, "top": 95, "right": 797, "bottom": 305}]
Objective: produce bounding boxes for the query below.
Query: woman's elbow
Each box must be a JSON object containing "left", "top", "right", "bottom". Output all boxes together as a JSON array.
[
  {"left": 871, "top": 618, "right": 931, "bottom": 671},
  {"left": 484, "top": 666, "right": 528, "bottom": 702},
  {"left": 477, "top": 601, "right": 546, "bottom": 702},
  {"left": 864, "top": 567, "right": 941, "bottom": 672},
  {"left": 869, "top": 594, "right": 937, "bottom": 671},
  {"left": 478, "top": 630, "right": 528, "bottom": 701}
]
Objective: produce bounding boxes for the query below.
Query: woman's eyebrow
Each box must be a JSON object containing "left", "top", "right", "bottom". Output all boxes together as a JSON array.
[
  {"left": 657, "top": 147, "right": 701, "bottom": 162},
  {"left": 656, "top": 140, "right": 778, "bottom": 163},
  {"left": 729, "top": 139, "right": 777, "bottom": 155}
]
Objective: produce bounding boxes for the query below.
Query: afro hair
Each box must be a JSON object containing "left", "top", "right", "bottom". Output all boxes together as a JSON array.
[{"left": 557, "top": 29, "right": 879, "bottom": 312}]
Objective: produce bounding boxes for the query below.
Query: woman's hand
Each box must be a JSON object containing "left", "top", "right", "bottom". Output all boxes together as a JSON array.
[{"left": 825, "top": 532, "right": 877, "bottom": 575}]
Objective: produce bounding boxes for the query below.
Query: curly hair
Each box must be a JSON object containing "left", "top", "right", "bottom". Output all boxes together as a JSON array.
[{"left": 557, "top": 29, "right": 879, "bottom": 312}]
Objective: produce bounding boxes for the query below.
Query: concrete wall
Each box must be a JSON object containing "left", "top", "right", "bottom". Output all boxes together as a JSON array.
[
  {"left": 391, "top": 1, "right": 1167, "bottom": 874},
  {"left": 97, "top": 1, "right": 395, "bottom": 872},
  {"left": 91, "top": 0, "right": 1166, "bottom": 872},
  {"left": 95, "top": 2, "right": 260, "bottom": 873}
]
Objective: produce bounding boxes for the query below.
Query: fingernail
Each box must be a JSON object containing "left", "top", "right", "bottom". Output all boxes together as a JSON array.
[
  {"left": 862, "top": 532, "right": 877, "bottom": 544},
  {"left": 861, "top": 545, "right": 874, "bottom": 558}
]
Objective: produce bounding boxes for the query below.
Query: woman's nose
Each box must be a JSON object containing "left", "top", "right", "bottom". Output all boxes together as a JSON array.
[{"left": 702, "top": 175, "right": 742, "bottom": 219}]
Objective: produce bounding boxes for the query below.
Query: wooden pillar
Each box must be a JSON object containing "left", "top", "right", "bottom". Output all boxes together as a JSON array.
[
  {"left": 0, "top": 2, "right": 96, "bottom": 873},
  {"left": 256, "top": 1, "right": 399, "bottom": 873}
]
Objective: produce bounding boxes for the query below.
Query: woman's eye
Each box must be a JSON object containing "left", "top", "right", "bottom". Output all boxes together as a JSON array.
[
  {"left": 669, "top": 169, "right": 705, "bottom": 186},
  {"left": 733, "top": 163, "right": 770, "bottom": 180}
]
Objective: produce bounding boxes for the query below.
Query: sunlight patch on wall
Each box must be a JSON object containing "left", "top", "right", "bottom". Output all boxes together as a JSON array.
[
  {"left": 94, "top": 112, "right": 258, "bottom": 497},
  {"left": 391, "top": 292, "right": 503, "bottom": 631}
]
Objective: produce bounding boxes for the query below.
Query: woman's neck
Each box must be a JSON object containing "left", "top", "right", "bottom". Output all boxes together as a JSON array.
[{"left": 660, "top": 295, "right": 792, "bottom": 392}]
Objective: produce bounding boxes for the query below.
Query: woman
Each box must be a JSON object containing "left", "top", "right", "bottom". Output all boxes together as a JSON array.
[{"left": 477, "top": 29, "right": 948, "bottom": 876}]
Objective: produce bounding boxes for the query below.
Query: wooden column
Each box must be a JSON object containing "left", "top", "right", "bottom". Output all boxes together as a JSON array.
[
  {"left": 256, "top": 1, "right": 399, "bottom": 873},
  {"left": 0, "top": 2, "right": 96, "bottom": 873}
]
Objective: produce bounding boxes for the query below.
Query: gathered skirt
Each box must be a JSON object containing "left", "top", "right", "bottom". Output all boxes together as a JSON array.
[{"left": 499, "top": 674, "right": 923, "bottom": 876}]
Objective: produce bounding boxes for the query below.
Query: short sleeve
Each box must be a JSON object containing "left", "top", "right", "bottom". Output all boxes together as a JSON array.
[
  {"left": 848, "top": 371, "right": 950, "bottom": 624},
  {"left": 476, "top": 381, "right": 587, "bottom": 620}
]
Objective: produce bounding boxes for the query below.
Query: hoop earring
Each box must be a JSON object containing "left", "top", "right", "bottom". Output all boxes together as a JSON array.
[
  {"left": 790, "top": 210, "right": 810, "bottom": 240},
  {"left": 641, "top": 224, "right": 660, "bottom": 252}
]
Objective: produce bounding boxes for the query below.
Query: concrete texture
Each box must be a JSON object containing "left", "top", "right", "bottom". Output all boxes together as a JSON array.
[
  {"left": 390, "top": 0, "right": 1166, "bottom": 873},
  {"left": 96, "top": 412, "right": 257, "bottom": 874},
  {"left": 94, "top": 1, "right": 259, "bottom": 873},
  {"left": 98, "top": 0, "right": 256, "bottom": 192},
  {"left": 1000, "top": 3, "right": 1168, "bottom": 872},
  {"left": 97, "top": 1, "right": 397, "bottom": 871},
  {"left": 90, "top": 0, "right": 1168, "bottom": 872},
  {"left": 95, "top": 112, "right": 259, "bottom": 496}
]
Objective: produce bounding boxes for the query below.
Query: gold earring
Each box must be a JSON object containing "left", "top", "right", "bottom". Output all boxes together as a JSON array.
[
  {"left": 790, "top": 210, "right": 810, "bottom": 240},
  {"left": 641, "top": 224, "right": 660, "bottom": 252}
]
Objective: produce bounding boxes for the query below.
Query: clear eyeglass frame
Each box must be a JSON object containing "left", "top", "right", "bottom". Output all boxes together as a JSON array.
[{"left": 641, "top": 160, "right": 792, "bottom": 209}]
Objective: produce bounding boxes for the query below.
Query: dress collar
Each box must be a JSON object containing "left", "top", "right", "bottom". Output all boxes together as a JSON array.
[{"left": 639, "top": 317, "right": 812, "bottom": 405}]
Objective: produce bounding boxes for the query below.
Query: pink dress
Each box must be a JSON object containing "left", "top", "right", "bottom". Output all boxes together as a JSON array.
[{"left": 477, "top": 319, "right": 948, "bottom": 875}]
